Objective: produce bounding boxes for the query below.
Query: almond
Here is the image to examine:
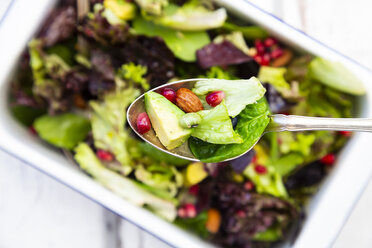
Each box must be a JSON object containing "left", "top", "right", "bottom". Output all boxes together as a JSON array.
[
  {"left": 176, "top": 88, "right": 203, "bottom": 113},
  {"left": 271, "top": 49, "right": 293, "bottom": 67}
]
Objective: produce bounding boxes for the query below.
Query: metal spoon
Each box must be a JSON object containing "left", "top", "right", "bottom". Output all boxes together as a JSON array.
[{"left": 127, "top": 78, "right": 372, "bottom": 162}]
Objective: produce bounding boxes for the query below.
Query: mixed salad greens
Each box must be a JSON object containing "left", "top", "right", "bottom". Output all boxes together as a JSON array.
[{"left": 10, "top": 0, "right": 366, "bottom": 247}]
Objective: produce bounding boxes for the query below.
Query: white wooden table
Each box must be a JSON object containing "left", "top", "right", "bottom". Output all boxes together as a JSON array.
[{"left": 1, "top": 1, "right": 372, "bottom": 247}]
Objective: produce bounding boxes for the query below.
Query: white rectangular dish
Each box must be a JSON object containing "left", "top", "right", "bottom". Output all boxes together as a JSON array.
[{"left": 0, "top": 0, "right": 372, "bottom": 247}]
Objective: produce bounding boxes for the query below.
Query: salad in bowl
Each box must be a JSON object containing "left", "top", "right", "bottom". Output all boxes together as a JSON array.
[{"left": 9, "top": 0, "right": 365, "bottom": 247}]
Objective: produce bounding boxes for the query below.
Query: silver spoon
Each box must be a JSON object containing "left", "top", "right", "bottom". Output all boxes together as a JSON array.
[{"left": 127, "top": 78, "right": 372, "bottom": 162}]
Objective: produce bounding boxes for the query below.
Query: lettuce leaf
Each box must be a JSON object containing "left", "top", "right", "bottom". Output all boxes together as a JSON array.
[
  {"left": 90, "top": 87, "right": 140, "bottom": 175},
  {"left": 189, "top": 98, "right": 270, "bottom": 163},
  {"left": 135, "top": 163, "right": 183, "bottom": 198},
  {"left": 308, "top": 57, "right": 366, "bottom": 95},
  {"left": 74, "top": 143, "right": 177, "bottom": 221},
  {"left": 34, "top": 113, "right": 91, "bottom": 149},
  {"left": 117, "top": 62, "right": 150, "bottom": 90},
  {"left": 158, "top": 4, "right": 227, "bottom": 31},
  {"left": 190, "top": 101, "right": 243, "bottom": 144},
  {"left": 222, "top": 22, "right": 269, "bottom": 40},
  {"left": 135, "top": 0, "right": 168, "bottom": 16},
  {"left": 244, "top": 164, "right": 287, "bottom": 198},
  {"left": 192, "top": 78, "right": 266, "bottom": 117},
  {"left": 133, "top": 17, "right": 210, "bottom": 62}
]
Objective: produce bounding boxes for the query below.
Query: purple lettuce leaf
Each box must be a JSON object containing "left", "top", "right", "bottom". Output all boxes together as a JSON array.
[
  {"left": 196, "top": 40, "right": 254, "bottom": 69},
  {"left": 38, "top": 6, "right": 76, "bottom": 47}
]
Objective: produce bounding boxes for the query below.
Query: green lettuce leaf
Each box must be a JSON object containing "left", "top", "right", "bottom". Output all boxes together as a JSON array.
[
  {"left": 34, "top": 113, "right": 91, "bottom": 149},
  {"left": 133, "top": 17, "right": 210, "bottom": 62},
  {"left": 308, "top": 57, "right": 366, "bottom": 96},
  {"left": 74, "top": 143, "right": 177, "bottom": 221},
  {"left": 117, "top": 62, "right": 150, "bottom": 90},
  {"left": 90, "top": 87, "right": 140, "bottom": 175},
  {"left": 189, "top": 98, "right": 270, "bottom": 163},
  {"left": 190, "top": 101, "right": 242, "bottom": 144},
  {"left": 258, "top": 66, "right": 290, "bottom": 91},
  {"left": 135, "top": 0, "right": 168, "bottom": 16},
  {"left": 192, "top": 78, "right": 266, "bottom": 117},
  {"left": 158, "top": 4, "right": 227, "bottom": 31},
  {"left": 222, "top": 22, "right": 269, "bottom": 40},
  {"left": 244, "top": 164, "right": 287, "bottom": 198},
  {"left": 135, "top": 163, "right": 183, "bottom": 198},
  {"left": 214, "top": 31, "right": 250, "bottom": 54}
]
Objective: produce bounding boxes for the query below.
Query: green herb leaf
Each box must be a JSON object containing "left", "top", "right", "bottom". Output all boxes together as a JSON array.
[
  {"left": 222, "top": 22, "right": 269, "bottom": 40},
  {"left": 34, "top": 113, "right": 91, "bottom": 149}
]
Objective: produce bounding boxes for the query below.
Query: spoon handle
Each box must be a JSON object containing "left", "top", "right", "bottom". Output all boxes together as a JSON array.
[{"left": 266, "top": 114, "right": 372, "bottom": 133}]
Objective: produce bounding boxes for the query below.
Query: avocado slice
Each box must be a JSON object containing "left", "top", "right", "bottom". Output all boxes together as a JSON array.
[{"left": 145, "top": 92, "right": 191, "bottom": 150}]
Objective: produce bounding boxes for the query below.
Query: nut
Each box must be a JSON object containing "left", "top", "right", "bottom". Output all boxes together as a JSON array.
[
  {"left": 271, "top": 49, "right": 293, "bottom": 67},
  {"left": 176, "top": 88, "right": 203, "bottom": 113}
]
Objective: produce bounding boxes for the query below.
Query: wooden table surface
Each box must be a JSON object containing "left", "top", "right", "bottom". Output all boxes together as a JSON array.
[{"left": 1, "top": 1, "right": 372, "bottom": 247}]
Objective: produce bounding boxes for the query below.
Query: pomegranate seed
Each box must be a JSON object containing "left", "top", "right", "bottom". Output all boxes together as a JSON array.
[
  {"left": 136, "top": 112, "right": 151, "bottom": 134},
  {"left": 264, "top": 37, "right": 277, "bottom": 47},
  {"left": 270, "top": 48, "right": 284, "bottom": 59},
  {"left": 254, "top": 165, "right": 267, "bottom": 174},
  {"left": 189, "top": 184, "right": 199, "bottom": 196},
  {"left": 253, "top": 55, "right": 262, "bottom": 64},
  {"left": 236, "top": 210, "right": 246, "bottom": 218},
  {"left": 244, "top": 181, "right": 255, "bottom": 191},
  {"left": 96, "top": 149, "right": 114, "bottom": 161},
  {"left": 177, "top": 208, "right": 187, "bottom": 218},
  {"left": 261, "top": 53, "right": 270, "bottom": 66},
  {"left": 160, "top": 88, "right": 176, "bottom": 103},
  {"left": 255, "top": 40, "right": 265, "bottom": 55},
  {"left": 251, "top": 155, "right": 257, "bottom": 164},
  {"left": 321, "top": 153, "right": 336, "bottom": 165},
  {"left": 339, "top": 131, "right": 352, "bottom": 137},
  {"left": 29, "top": 126, "right": 37, "bottom": 135},
  {"left": 206, "top": 91, "right": 225, "bottom": 107},
  {"left": 184, "top": 203, "right": 197, "bottom": 218}
]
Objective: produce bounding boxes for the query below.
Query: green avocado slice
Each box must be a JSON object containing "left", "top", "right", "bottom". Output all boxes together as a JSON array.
[{"left": 145, "top": 92, "right": 191, "bottom": 150}]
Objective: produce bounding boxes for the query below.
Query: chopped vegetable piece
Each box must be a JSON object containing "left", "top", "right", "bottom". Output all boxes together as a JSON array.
[
  {"left": 184, "top": 162, "right": 208, "bottom": 186},
  {"left": 145, "top": 92, "right": 191, "bottom": 149},
  {"left": 205, "top": 208, "right": 221, "bottom": 233}
]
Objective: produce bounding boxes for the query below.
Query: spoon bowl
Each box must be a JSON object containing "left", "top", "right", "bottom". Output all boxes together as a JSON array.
[{"left": 127, "top": 79, "right": 372, "bottom": 162}]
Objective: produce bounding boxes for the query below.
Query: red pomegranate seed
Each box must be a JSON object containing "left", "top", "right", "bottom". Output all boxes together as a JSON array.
[
  {"left": 253, "top": 55, "right": 262, "bottom": 64},
  {"left": 206, "top": 91, "right": 225, "bottom": 107},
  {"left": 184, "top": 203, "right": 197, "bottom": 218},
  {"left": 321, "top": 153, "right": 336, "bottom": 165},
  {"left": 244, "top": 181, "right": 255, "bottom": 191},
  {"left": 236, "top": 210, "right": 246, "bottom": 218},
  {"left": 136, "top": 112, "right": 151, "bottom": 134},
  {"left": 96, "top": 149, "right": 114, "bottom": 161},
  {"left": 160, "top": 88, "right": 176, "bottom": 103},
  {"left": 254, "top": 164, "right": 267, "bottom": 174},
  {"left": 264, "top": 37, "right": 277, "bottom": 47},
  {"left": 339, "top": 131, "right": 352, "bottom": 137},
  {"left": 255, "top": 40, "right": 265, "bottom": 55},
  {"left": 270, "top": 48, "right": 284, "bottom": 59},
  {"left": 261, "top": 53, "right": 271, "bottom": 66},
  {"left": 251, "top": 155, "right": 257, "bottom": 164},
  {"left": 29, "top": 126, "right": 37, "bottom": 135},
  {"left": 177, "top": 207, "right": 187, "bottom": 218},
  {"left": 189, "top": 184, "right": 199, "bottom": 196}
]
